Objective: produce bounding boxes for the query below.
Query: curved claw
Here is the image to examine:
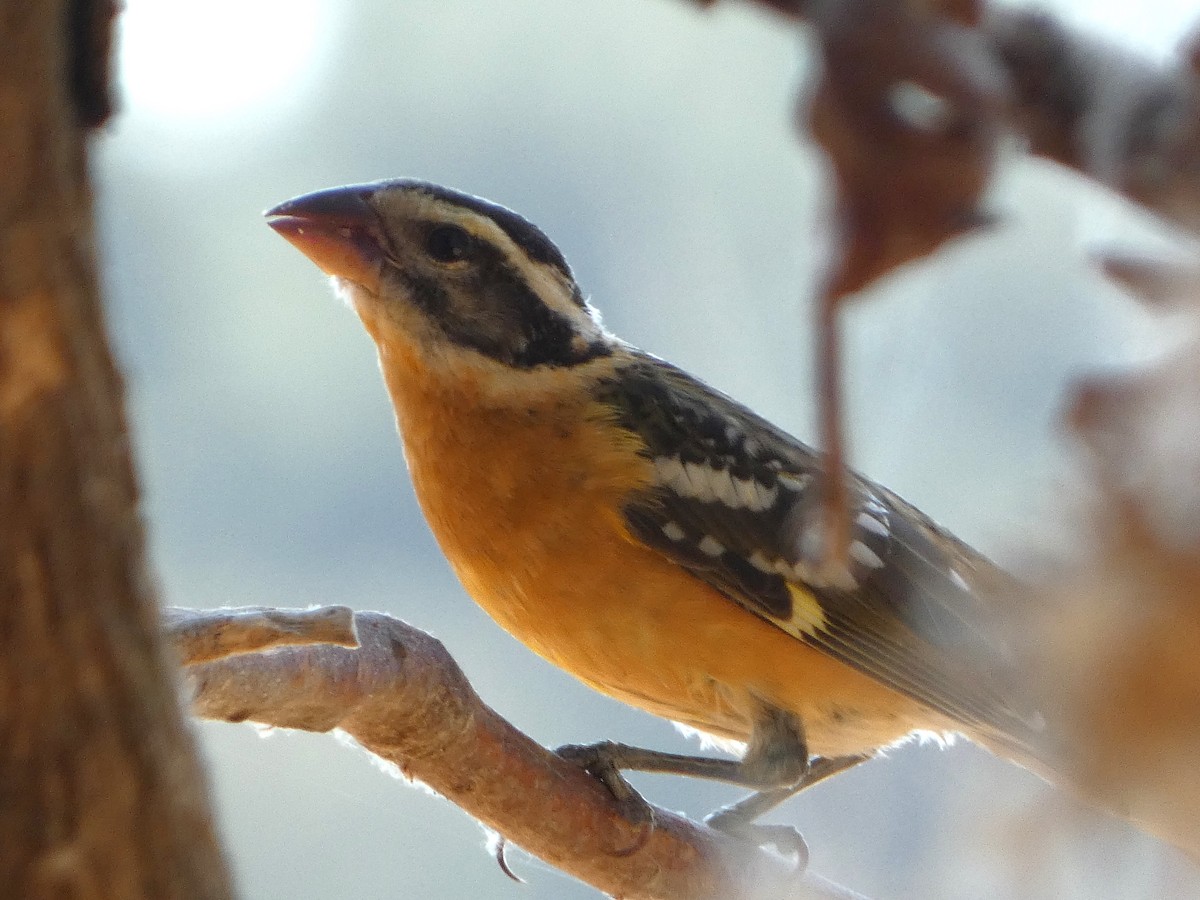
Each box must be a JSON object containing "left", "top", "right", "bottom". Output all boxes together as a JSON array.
[
  {"left": 493, "top": 835, "right": 525, "bottom": 883},
  {"left": 610, "top": 810, "right": 655, "bottom": 858}
]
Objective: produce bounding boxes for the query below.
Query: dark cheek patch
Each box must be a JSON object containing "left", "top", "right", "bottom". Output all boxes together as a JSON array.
[
  {"left": 394, "top": 270, "right": 451, "bottom": 317},
  {"left": 389, "top": 259, "right": 608, "bottom": 369}
]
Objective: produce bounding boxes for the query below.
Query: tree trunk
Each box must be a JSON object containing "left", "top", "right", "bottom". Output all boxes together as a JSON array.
[{"left": 0, "top": 2, "right": 234, "bottom": 896}]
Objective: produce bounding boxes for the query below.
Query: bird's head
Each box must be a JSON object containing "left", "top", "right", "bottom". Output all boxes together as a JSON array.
[{"left": 266, "top": 180, "right": 613, "bottom": 376}]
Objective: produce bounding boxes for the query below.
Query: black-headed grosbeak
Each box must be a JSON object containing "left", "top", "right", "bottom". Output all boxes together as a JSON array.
[{"left": 265, "top": 179, "right": 1043, "bottom": 833}]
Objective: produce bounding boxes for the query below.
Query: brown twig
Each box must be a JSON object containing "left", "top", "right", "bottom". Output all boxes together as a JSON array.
[
  {"left": 814, "top": 286, "right": 851, "bottom": 571},
  {"left": 806, "top": 0, "right": 1005, "bottom": 568},
  {"left": 176, "top": 607, "right": 870, "bottom": 900}
]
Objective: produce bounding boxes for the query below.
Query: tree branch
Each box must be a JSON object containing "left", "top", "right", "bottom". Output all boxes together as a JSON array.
[
  {"left": 175, "top": 607, "right": 869, "bottom": 900},
  {"left": 164, "top": 605, "right": 358, "bottom": 665}
]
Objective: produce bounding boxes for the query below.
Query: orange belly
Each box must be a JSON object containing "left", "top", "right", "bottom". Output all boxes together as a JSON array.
[
  {"left": 385, "top": 356, "right": 943, "bottom": 757},
  {"left": 444, "top": 510, "right": 937, "bottom": 756}
]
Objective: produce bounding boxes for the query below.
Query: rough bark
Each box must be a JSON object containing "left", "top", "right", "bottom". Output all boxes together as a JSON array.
[{"left": 0, "top": 1, "right": 234, "bottom": 896}]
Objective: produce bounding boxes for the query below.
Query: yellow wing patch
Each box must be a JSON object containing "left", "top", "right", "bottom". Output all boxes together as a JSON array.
[{"left": 785, "top": 582, "right": 828, "bottom": 637}]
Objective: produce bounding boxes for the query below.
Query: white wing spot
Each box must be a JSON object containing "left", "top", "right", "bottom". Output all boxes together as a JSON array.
[
  {"left": 698, "top": 535, "right": 726, "bottom": 557},
  {"left": 855, "top": 511, "right": 889, "bottom": 537},
  {"left": 712, "top": 469, "right": 739, "bottom": 507},
  {"left": 731, "top": 476, "right": 755, "bottom": 507},
  {"left": 796, "top": 520, "right": 826, "bottom": 563},
  {"left": 849, "top": 540, "right": 884, "bottom": 570},
  {"left": 748, "top": 550, "right": 816, "bottom": 584},
  {"left": 778, "top": 472, "right": 812, "bottom": 492},
  {"left": 662, "top": 521, "right": 686, "bottom": 542},
  {"left": 733, "top": 476, "right": 777, "bottom": 511},
  {"left": 786, "top": 559, "right": 815, "bottom": 582},
  {"left": 826, "top": 566, "right": 860, "bottom": 591},
  {"left": 655, "top": 456, "right": 685, "bottom": 488},
  {"left": 683, "top": 462, "right": 719, "bottom": 503},
  {"left": 748, "top": 551, "right": 776, "bottom": 574},
  {"left": 653, "top": 456, "right": 778, "bottom": 511},
  {"left": 861, "top": 495, "right": 888, "bottom": 517}
]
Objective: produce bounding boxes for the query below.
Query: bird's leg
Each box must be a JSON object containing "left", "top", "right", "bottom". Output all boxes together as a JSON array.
[
  {"left": 558, "top": 707, "right": 810, "bottom": 790},
  {"left": 557, "top": 709, "right": 863, "bottom": 859},
  {"left": 554, "top": 739, "right": 660, "bottom": 857},
  {"left": 703, "top": 753, "right": 870, "bottom": 861}
]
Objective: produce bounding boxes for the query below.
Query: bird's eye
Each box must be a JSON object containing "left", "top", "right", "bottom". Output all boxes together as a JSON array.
[{"left": 425, "top": 225, "right": 472, "bottom": 263}]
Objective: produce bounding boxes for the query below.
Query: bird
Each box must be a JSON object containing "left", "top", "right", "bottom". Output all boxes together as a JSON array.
[{"left": 264, "top": 178, "right": 1044, "bottom": 837}]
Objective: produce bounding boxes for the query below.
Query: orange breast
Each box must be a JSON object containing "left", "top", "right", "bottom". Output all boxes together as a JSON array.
[{"left": 380, "top": 349, "right": 940, "bottom": 757}]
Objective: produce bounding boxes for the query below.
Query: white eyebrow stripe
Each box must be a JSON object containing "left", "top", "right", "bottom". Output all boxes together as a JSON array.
[
  {"left": 422, "top": 193, "right": 605, "bottom": 340},
  {"left": 652, "top": 457, "right": 779, "bottom": 512}
]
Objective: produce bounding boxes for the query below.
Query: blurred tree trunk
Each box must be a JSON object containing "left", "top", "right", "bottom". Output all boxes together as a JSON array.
[{"left": 0, "top": 2, "right": 234, "bottom": 897}]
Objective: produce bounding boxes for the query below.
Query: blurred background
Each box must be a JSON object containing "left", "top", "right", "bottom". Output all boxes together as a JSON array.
[{"left": 95, "top": 1, "right": 1199, "bottom": 897}]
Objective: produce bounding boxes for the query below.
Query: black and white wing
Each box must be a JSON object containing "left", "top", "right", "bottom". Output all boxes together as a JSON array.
[{"left": 595, "top": 357, "right": 1037, "bottom": 746}]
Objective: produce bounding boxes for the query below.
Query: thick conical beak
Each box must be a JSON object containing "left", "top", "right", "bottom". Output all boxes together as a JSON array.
[{"left": 265, "top": 185, "right": 386, "bottom": 292}]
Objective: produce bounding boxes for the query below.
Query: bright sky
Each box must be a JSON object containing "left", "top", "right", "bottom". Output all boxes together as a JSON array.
[
  {"left": 1041, "top": 0, "right": 1196, "bottom": 61},
  {"left": 117, "top": 0, "right": 336, "bottom": 122},
  {"left": 115, "top": 1, "right": 1195, "bottom": 125}
]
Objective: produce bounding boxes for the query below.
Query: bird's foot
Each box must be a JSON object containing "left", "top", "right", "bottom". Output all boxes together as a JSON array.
[{"left": 556, "top": 741, "right": 656, "bottom": 856}]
